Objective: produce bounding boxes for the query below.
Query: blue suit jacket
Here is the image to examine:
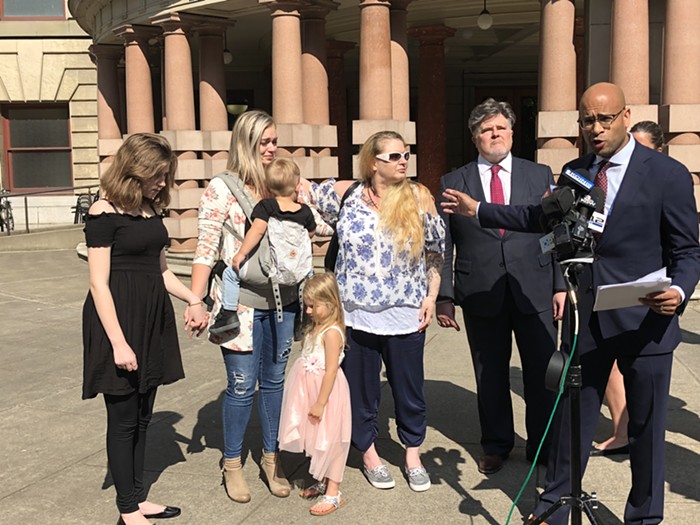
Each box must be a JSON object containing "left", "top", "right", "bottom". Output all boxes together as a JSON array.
[
  {"left": 479, "top": 144, "right": 700, "bottom": 356},
  {"left": 438, "top": 157, "right": 564, "bottom": 317}
]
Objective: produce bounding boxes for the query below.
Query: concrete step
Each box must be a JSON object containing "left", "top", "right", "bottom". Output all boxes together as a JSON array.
[{"left": 0, "top": 224, "right": 84, "bottom": 252}]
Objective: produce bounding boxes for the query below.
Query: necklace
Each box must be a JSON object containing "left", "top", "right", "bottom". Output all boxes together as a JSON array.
[
  {"left": 364, "top": 185, "right": 381, "bottom": 209},
  {"left": 361, "top": 187, "right": 377, "bottom": 209}
]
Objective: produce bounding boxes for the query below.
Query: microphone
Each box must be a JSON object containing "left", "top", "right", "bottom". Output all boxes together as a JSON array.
[
  {"left": 576, "top": 186, "right": 605, "bottom": 222},
  {"left": 540, "top": 186, "right": 576, "bottom": 232},
  {"left": 559, "top": 167, "right": 594, "bottom": 194}
]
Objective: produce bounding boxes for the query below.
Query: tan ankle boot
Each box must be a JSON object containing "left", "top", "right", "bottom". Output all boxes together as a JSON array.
[
  {"left": 222, "top": 457, "right": 251, "bottom": 503},
  {"left": 261, "top": 451, "right": 291, "bottom": 497}
]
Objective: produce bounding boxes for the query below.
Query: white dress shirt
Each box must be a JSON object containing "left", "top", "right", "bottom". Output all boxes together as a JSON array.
[
  {"left": 478, "top": 153, "right": 513, "bottom": 204},
  {"left": 593, "top": 133, "right": 636, "bottom": 216}
]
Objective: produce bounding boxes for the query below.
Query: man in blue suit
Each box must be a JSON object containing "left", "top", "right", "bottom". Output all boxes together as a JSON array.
[
  {"left": 441, "top": 82, "right": 700, "bottom": 525},
  {"left": 436, "top": 98, "right": 566, "bottom": 475}
]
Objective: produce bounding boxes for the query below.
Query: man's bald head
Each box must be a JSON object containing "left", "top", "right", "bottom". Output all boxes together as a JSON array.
[
  {"left": 578, "top": 82, "right": 630, "bottom": 159},
  {"left": 580, "top": 82, "right": 626, "bottom": 113}
]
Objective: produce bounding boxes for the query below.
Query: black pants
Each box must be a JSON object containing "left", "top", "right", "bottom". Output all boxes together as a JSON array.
[
  {"left": 104, "top": 388, "right": 157, "bottom": 513},
  {"left": 343, "top": 328, "right": 427, "bottom": 451}
]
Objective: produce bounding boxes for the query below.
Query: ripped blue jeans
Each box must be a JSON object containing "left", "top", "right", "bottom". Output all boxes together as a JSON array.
[{"left": 221, "top": 305, "right": 296, "bottom": 459}]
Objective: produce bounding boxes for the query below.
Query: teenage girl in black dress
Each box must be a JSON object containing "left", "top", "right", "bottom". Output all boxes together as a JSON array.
[{"left": 82, "top": 133, "right": 207, "bottom": 525}]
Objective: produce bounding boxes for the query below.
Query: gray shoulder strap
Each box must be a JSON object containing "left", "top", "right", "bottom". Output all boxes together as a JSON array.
[
  {"left": 212, "top": 171, "right": 255, "bottom": 242},
  {"left": 214, "top": 171, "right": 256, "bottom": 218}
]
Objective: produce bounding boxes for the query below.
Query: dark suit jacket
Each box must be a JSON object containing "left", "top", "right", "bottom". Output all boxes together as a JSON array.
[
  {"left": 479, "top": 144, "right": 700, "bottom": 356},
  {"left": 438, "top": 157, "right": 564, "bottom": 317}
]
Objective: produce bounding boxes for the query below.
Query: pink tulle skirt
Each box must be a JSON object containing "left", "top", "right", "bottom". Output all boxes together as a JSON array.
[{"left": 278, "top": 358, "right": 352, "bottom": 483}]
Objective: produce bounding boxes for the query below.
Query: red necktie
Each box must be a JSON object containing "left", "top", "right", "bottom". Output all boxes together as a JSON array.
[
  {"left": 593, "top": 161, "right": 612, "bottom": 241},
  {"left": 490, "top": 164, "right": 505, "bottom": 235},
  {"left": 594, "top": 161, "right": 612, "bottom": 200}
]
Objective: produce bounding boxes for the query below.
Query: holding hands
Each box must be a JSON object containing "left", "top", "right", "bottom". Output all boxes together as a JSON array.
[{"left": 184, "top": 302, "right": 209, "bottom": 337}]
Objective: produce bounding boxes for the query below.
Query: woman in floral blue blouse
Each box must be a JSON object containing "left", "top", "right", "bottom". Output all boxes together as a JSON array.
[{"left": 313, "top": 130, "right": 445, "bottom": 493}]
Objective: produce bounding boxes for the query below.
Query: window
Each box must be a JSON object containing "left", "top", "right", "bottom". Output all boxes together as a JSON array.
[
  {"left": 1, "top": 105, "right": 72, "bottom": 191},
  {"left": 0, "top": 0, "right": 65, "bottom": 19}
]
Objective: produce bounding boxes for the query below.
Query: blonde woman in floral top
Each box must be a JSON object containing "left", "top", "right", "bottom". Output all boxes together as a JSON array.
[
  {"left": 314, "top": 130, "right": 445, "bottom": 493},
  {"left": 189, "top": 110, "right": 296, "bottom": 504}
]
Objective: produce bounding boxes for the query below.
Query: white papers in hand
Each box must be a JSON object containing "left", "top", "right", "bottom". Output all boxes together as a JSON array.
[{"left": 593, "top": 268, "right": 671, "bottom": 312}]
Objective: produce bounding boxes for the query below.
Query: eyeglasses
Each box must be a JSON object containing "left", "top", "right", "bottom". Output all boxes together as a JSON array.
[
  {"left": 375, "top": 151, "right": 410, "bottom": 162},
  {"left": 578, "top": 108, "right": 625, "bottom": 130}
]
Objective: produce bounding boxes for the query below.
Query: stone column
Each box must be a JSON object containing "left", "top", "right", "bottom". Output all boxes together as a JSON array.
[
  {"left": 611, "top": 0, "right": 649, "bottom": 105},
  {"left": 661, "top": 0, "right": 700, "bottom": 188},
  {"left": 198, "top": 27, "right": 229, "bottom": 132},
  {"left": 113, "top": 25, "right": 159, "bottom": 134},
  {"left": 151, "top": 13, "right": 196, "bottom": 134},
  {"left": 327, "top": 39, "right": 355, "bottom": 180},
  {"left": 662, "top": 0, "right": 700, "bottom": 146},
  {"left": 359, "top": 0, "right": 392, "bottom": 120},
  {"left": 302, "top": 6, "right": 331, "bottom": 126},
  {"left": 90, "top": 45, "right": 123, "bottom": 140},
  {"left": 536, "top": 0, "right": 578, "bottom": 174},
  {"left": 408, "top": 24, "right": 455, "bottom": 198},
  {"left": 267, "top": 1, "right": 304, "bottom": 124},
  {"left": 390, "top": 0, "right": 411, "bottom": 121}
]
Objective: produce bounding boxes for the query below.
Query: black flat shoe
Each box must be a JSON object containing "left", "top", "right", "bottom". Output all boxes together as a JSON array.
[
  {"left": 590, "top": 444, "right": 629, "bottom": 457},
  {"left": 143, "top": 506, "right": 181, "bottom": 519}
]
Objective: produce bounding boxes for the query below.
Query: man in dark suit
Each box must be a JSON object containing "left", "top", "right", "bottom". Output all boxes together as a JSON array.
[
  {"left": 441, "top": 83, "right": 700, "bottom": 525},
  {"left": 436, "top": 98, "right": 566, "bottom": 475}
]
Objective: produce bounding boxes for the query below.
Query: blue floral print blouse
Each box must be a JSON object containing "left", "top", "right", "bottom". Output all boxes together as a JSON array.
[{"left": 313, "top": 179, "right": 445, "bottom": 310}]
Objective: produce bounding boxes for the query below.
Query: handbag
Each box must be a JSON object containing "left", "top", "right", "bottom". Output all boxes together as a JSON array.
[{"left": 324, "top": 180, "right": 362, "bottom": 272}]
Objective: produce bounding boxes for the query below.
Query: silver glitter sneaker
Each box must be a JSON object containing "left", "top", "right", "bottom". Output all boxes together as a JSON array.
[
  {"left": 362, "top": 464, "right": 396, "bottom": 489},
  {"left": 405, "top": 465, "right": 431, "bottom": 492}
]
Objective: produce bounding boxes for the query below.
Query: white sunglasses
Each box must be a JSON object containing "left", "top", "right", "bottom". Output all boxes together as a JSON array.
[{"left": 375, "top": 151, "right": 410, "bottom": 162}]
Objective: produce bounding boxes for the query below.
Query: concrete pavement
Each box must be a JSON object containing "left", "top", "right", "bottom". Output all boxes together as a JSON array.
[{"left": 1, "top": 249, "right": 700, "bottom": 524}]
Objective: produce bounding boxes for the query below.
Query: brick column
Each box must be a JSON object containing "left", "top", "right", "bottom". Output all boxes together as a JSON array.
[
  {"left": 113, "top": 25, "right": 159, "bottom": 134},
  {"left": 408, "top": 24, "right": 455, "bottom": 198},
  {"left": 536, "top": 0, "right": 578, "bottom": 174},
  {"left": 327, "top": 39, "right": 355, "bottom": 180},
  {"left": 390, "top": 0, "right": 411, "bottom": 121}
]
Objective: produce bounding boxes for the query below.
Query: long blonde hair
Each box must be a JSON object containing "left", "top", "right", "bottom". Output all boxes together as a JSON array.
[
  {"left": 302, "top": 272, "right": 345, "bottom": 337},
  {"left": 357, "top": 131, "right": 426, "bottom": 262},
  {"left": 226, "top": 110, "right": 275, "bottom": 197},
  {"left": 100, "top": 133, "right": 176, "bottom": 211}
]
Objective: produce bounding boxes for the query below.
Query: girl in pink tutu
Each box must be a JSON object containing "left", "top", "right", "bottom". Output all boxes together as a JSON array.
[{"left": 278, "top": 272, "right": 351, "bottom": 516}]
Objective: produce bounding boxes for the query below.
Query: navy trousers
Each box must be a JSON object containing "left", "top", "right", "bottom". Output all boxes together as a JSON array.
[{"left": 342, "top": 328, "right": 427, "bottom": 452}]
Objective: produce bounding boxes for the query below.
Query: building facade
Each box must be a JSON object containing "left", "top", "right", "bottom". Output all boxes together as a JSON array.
[
  {"left": 0, "top": 0, "right": 97, "bottom": 227},
  {"left": 3, "top": 0, "right": 699, "bottom": 242}
]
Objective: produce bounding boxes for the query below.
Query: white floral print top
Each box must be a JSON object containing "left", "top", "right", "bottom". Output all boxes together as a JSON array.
[
  {"left": 193, "top": 176, "right": 254, "bottom": 351},
  {"left": 313, "top": 179, "right": 445, "bottom": 311}
]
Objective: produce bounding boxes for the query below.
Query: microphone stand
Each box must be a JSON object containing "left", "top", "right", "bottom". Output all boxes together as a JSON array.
[{"left": 530, "top": 258, "right": 604, "bottom": 525}]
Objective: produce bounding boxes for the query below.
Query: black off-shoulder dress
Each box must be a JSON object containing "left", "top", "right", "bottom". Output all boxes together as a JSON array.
[{"left": 82, "top": 212, "right": 184, "bottom": 399}]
